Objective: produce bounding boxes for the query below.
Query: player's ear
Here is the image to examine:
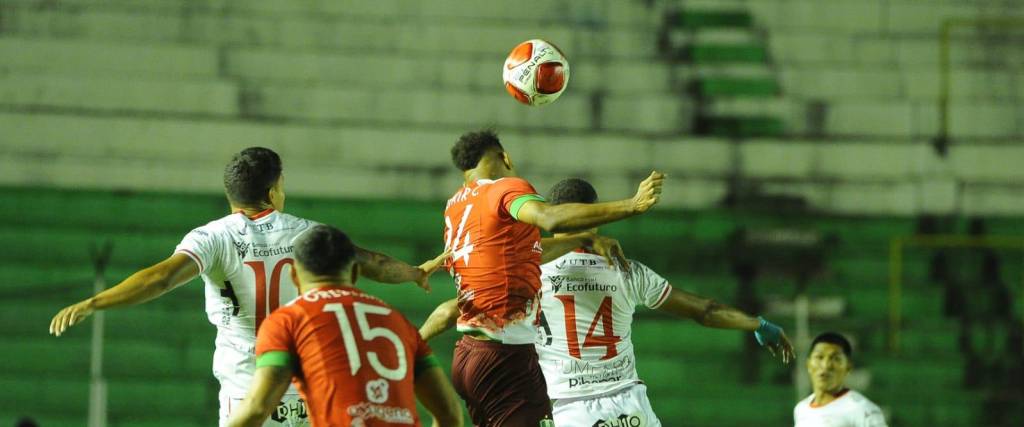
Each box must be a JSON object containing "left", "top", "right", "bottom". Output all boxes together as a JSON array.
[
  {"left": 501, "top": 151, "right": 513, "bottom": 171},
  {"left": 290, "top": 264, "right": 302, "bottom": 288}
]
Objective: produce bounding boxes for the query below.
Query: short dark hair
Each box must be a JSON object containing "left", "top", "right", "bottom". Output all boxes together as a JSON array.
[
  {"left": 223, "top": 147, "right": 282, "bottom": 206},
  {"left": 549, "top": 178, "right": 598, "bottom": 205},
  {"left": 294, "top": 225, "right": 357, "bottom": 277},
  {"left": 810, "top": 332, "right": 853, "bottom": 358},
  {"left": 451, "top": 129, "right": 503, "bottom": 171}
]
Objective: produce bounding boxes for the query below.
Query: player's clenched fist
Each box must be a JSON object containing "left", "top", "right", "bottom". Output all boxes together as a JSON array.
[{"left": 631, "top": 171, "right": 665, "bottom": 213}]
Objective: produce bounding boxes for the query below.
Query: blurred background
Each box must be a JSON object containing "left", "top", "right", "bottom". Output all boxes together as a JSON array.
[{"left": 1, "top": 0, "right": 1022, "bottom": 426}]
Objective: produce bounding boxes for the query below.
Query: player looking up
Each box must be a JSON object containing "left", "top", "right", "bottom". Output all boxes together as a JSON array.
[
  {"left": 427, "top": 129, "right": 665, "bottom": 426},
  {"left": 530, "top": 178, "right": 794, "bottom": 426},
  {"left": 794, "top": 332, "right": 887, "bottom": 427},
  {"left": 228, "top": 224, "right": 462, "bottom": 427},
  {"left": 50, "top": 147, "right": 441, "bottom": 426}
]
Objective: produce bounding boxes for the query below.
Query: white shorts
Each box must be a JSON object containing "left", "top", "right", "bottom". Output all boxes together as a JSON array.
[
  {"left": 552, "top": 383, "right": 661, "bottom": 427},
  {"left": 219, "top": 390, "right": 310, "bottom": 426}
]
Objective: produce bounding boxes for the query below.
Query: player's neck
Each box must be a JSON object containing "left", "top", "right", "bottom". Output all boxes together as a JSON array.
[
  {"left": 464, "top": 166, "right": 512, "bottom": 184},
  {"left": 811, "top": 387, "right": 848, "bottom": 407},
  {"left": 299, "top": 281, "right": 355, "bottom": 294},
  {"left": 231, "top": 204, "right": 274, "bottom": 218}
]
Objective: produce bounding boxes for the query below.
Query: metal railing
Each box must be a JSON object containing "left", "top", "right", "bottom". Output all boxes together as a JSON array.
[{"left": 887, "top": 235, "right": 1024, "bottom": 354}]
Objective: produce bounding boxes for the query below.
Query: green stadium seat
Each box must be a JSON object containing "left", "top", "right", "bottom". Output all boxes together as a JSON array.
[
  {"left": 667, "top": 11, "right": 754, "bottom": 30},
  {"left": 0, "top": 412, "right": 83, "bottom": 427},
  {"left": 699, "top": 115, "right": 786, "bottom": 138},
  {"left": 0, "top": 376, "right": 89, "bottom": 416},
  {"left": 687, "top": 44, "right": 769, "bottom": 64},
  {"left": 107, "top": 379, "right": 212, "bottom": 417},
  {"left": 632, "top": 321, "right": 744, "bottom": 356},
  {"left": 869, "top": 358, "right": 964, "bottom": 390},
  {"left": 696, "top": 77, "right": 780, "bottom": 98}
]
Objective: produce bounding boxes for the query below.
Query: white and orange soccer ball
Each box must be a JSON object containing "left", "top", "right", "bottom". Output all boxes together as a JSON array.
[{"left": 502, "top": 39, "right": 570, "bottom": 106}]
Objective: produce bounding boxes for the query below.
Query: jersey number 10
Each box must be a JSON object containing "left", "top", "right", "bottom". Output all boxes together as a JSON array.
[{"left": 245, "top": 259, "right": 294, "bottom": 331}]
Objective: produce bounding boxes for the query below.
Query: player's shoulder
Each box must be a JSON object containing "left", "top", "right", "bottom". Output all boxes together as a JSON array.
[
  {"left": 795, "top": 393, "right": 815, "bottom": 408},
  {"left": 488, "top": 177, "right": 537, "bottom": 193},
  {"left": 184, "top": 213, "right": 241, "bottom": 238},
  {"left": 846, "top": 390, "right": 882, "bottom": 410}
]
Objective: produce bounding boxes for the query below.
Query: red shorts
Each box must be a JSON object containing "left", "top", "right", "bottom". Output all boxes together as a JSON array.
[{"left": 451, "top": 335, "right": 552, "bottom": 427}]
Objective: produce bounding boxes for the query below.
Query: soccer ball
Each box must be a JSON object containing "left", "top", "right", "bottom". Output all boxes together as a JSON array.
[{"left": 502, "top": 39, "right": 570, "bottom": 106}]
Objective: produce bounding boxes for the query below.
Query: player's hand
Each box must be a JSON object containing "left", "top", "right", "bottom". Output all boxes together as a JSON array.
[
  {"left": 415, "top": 251, "right": 451, "bottom": 293},
  {"left": 754, "top": 317, "right": 794, "bottom": 364},
  {"left": 632, "top": 171, "right": 665, "bottom": 214},
  {"left": 589, "top": 235, "right": 629, "bottom": 272},
  {"left": 49, "top": 299, "right": 95, "bottom": 337}
]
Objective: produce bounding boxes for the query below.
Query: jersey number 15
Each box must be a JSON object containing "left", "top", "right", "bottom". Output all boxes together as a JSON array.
[{"left": 326, "top": 302, "right": 408, "bottom": 381}]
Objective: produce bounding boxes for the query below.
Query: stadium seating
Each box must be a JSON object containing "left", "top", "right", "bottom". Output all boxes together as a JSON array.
[
  {"left": 0, "top": 0, "right": 1022, "bottom": 425},
  {"left": 3, "top": 187, "right": 1017, "bottom": 426}
]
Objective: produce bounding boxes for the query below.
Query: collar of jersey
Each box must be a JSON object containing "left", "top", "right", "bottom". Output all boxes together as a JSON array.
[
  {"left": 235, "top": 208, "right": 275, "bottom": 220},
  {"left": 809, "top": 388, "right": 850, "bottom": 408}
]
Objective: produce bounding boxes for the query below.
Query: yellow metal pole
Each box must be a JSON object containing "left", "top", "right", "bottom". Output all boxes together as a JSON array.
[{"left": 888, "top": 237, "right": 903, "bottom": 354}]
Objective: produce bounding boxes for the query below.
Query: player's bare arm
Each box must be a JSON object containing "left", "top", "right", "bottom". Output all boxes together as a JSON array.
[
  {"left": 657, "top": 288, "right": 794, "bottom": 364},
  {"left": 415, "top": 365, "right": 464, "bottom": 427},
  {"left": 419, "top": 298, "right": 459, "bottom": 341},
  {"left": 516, "top": 171, "right": 665, "bottom": 232},
  {"left": 227, "top": 365, "right": 293, "bottom": 427},
  {"left": 355, "top": 247, "right": 448, "bottom": 292},
  {"left": 49, "top": 253, "right": 199, "bottom": 336},
  {"left": 541, "top": 233, "right": 628, "bottom": 270}
]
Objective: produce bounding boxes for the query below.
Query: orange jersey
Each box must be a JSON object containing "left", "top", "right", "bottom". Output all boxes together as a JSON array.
[
  {"left": 255, "top": 286, "right": 436, "bottom": 426},
  {"left": 443, "top": 177, "right": 545, "bottom": 344}
]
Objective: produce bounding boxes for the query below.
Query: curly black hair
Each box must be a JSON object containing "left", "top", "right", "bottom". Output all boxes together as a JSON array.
[
  {"left": 548, "top": 178, "right": 598, "bottom": 205},
  {"left": 451, "top": 129, "right": 504, "bottom": 171},
  {"left": 223, "top": 147, "right": 282, "bottom": 206},
  {"left": 294, "top": 225, "right": 357, "bottom": 277}
]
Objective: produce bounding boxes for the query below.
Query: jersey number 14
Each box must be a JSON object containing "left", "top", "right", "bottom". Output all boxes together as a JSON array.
[{"left": 555, "top": 295, "right": 621, "bottom": 361}]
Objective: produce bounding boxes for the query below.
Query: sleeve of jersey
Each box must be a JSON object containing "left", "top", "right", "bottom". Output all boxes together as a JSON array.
[
  {"left": 628, "top": 261, "right": 673, "bottom": 309},
  {"left": 494, "top": 178, "right": 545, "bottom": 220},
  {"left": 255, "top": 311, "right": 297, "bottom": 368},
  {"left": 174, "top": 226, "right": 219, "bottom": 275}
]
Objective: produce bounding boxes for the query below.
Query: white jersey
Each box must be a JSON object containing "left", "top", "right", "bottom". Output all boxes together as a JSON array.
[
  {"left": 536, "top": 252, "right": 673, "bottom": 399},
  {"left": 175, "top": 209, "right": 314, "bottom": 398},
  {"left": 794, "top": 390, "right": 887, "bottom": 427}
]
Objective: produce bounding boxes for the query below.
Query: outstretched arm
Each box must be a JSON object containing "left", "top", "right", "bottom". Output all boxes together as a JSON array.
[
  {"left": 50, "top": 253, "right": 199, "bottom": 336},
  {"left": 227, "top": 365, "right": 292, "bottom": 427},
  {"left": 420, "top": 298, "right": 459, "bottom": 341},
  {"left": 657, "top": 288, "right": 794, "bottom": 363},
  {"left": 516, "top": 171, "right": 665, "bottom": 233},
  {"left": 356, "top": 248, "right": 448, "bottom": 292}
]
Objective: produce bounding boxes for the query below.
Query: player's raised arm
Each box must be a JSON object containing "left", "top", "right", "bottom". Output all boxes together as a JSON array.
[
  {"left": 356, "top": 247, "right": 449, "bottom": 292},
  {"left": 415, "top": 365, "right": 464, "bottom": 427},
  {"left": 657, "top": 288, "right": 794, "bottom": 364},
  {"left": 516, "top": 171, "right": 665, "bottom": 233},
  {"left": 227, "top": 365, "right": 293, "bottom": 427},
  {"left": 49, "top": 253, "right": 199, "bottom": 336},
  {"left": 419, "top": 298, "right": 459, "bottom": 341}
]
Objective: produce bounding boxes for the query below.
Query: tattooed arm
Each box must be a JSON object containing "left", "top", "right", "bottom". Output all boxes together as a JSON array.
[{"left": 355, "top": 247, "right": 448, "bottom": 292}]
